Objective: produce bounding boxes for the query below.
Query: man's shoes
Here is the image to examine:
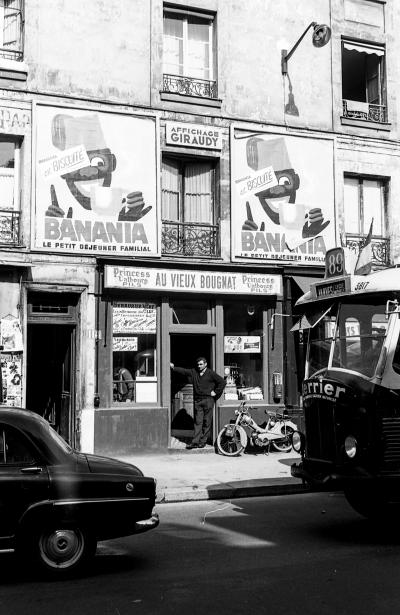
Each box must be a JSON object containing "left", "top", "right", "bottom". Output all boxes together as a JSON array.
[
  {"left": 186, "top": 442, "right": 198, "bottom": 450},
  {"left": 197, "top": 443, "right": 206, "bottom": 448}
]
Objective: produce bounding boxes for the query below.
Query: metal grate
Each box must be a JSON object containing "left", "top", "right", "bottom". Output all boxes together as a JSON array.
[
  {"left": 382, "top": 417, "right": 400, "bottom": 465},
  {"left": 162, "top": 221, "right": 219, "bottom": 257},
  {"left": 163, "top": 73, "right": 217, "bottom": 99},
  {"left": 304, "top": 404, "right": 336, "bottom": 461}
]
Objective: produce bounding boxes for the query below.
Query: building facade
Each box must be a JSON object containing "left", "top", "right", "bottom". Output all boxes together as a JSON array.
[{"left": 0, "top": 0, "right": 398, "bottom": 454}]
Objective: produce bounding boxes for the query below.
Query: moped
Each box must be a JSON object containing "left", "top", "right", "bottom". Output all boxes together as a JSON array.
[{"left": 216, "top": 402, "right": 297, "bottom": 456}]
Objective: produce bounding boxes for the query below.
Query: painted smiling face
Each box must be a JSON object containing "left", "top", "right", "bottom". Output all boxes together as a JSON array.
[
  {"left": 255, "top": 168, "right": 300, "bottom": 225},
  {"left": 51, "top": 113, "right": 116, "bottom": 211},
  {"left": 246, "top": 136, "right": 300, "bottom": 225},
  {"left": 61, "top": 148, "right": 117, "bottom": 211}
]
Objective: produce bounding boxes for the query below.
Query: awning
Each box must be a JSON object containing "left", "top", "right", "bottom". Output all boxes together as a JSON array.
[
  {"left": 291, "top": 305, "right": 332, "bottom": 332},
  {"left": 291, "top": 275, "right": 312, "bottom": 294},
  {"left": 343, "top": 41, "right": 384, "bottom": 56}
]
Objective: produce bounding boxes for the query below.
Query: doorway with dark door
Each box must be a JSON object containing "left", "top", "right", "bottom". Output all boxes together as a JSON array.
[
  {"left": 26, "top": 324, "right": 75, "bottom": 445},
  {"left": 170, "top": 333, "right": 213, "bottom": 446}
]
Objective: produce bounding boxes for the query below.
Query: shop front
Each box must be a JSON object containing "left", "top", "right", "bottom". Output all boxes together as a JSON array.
[{"left": 93, "top": 263, "right": 283, "bottom": 454}]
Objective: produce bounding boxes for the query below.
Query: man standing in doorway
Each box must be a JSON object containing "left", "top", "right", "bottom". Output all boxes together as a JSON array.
[{"left": 170, "top": 357, "right": 226, "bottom": 450}]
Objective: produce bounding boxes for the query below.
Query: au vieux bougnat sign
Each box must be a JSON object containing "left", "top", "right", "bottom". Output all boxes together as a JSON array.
[
  {"left": 104, "top": 266, "right": 282, "bottom": 295},
  {"left": 165, "top": 122, "right": 223, "bottom": 150}
]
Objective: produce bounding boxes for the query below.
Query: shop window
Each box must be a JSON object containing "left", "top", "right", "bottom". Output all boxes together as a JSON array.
[
  {"left": 112, "top": 302, "right": 157, "bottom": 405},
  {"left": 342, "top": 40, "right": 386, "bottom": 123},
  {"left": 0, "top": 0, "right": 24, "bottom": 61},
  {"left": 161, "top": 156, "right": 219, "bottom": 257},
  {"left": 0, "top": 136, "right": 21, "bottom": 244},
  {"left": 223, "top": 303, "right": 263, "bottom": 401},
  {"left": 171, "top": 299, "right": 210, "bottom": 325},
  {"left": 162, "top": 6, "right": 217, "bottom": 99},
  {"left": 343, "top": 175, "right": 389, "bottom": 267}
]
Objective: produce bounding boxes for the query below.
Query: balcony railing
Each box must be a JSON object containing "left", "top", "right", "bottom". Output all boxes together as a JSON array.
[
  {"left": 342, "top": 99, "right": 387, "bottom": 123},
  {"left": 162, "top": 221, "right": 219, "bottom": 257},
  {"left": 0, "top": 210, "right": 20, "bottom": 244},
  {"left": 345, "top": 234, "right": 390, "bottom": 268},
  {"left": 163, "top": 73, "right": 218, "bottom": 99}
]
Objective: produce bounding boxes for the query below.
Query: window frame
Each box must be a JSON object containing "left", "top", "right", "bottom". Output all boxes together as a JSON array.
[
  {"left": 341, "top": 38, "right": 387, "bottom": 122},
  {"left": 163, "top": 6, "right": 215, "bottom": 81},
  {"left": 343, "top": 173, "right": 388, "bottom": 238},
  {"left": 161, "top": 154, "right": 217, "bottom": 225},
  {"left": 0, "top": 0, "right": 24, "bottom": 62}
]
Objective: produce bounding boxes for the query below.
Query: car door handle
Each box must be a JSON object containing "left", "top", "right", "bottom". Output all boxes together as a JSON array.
[{"left": 20, "top": 467, "right": 43, "bottom": 474}]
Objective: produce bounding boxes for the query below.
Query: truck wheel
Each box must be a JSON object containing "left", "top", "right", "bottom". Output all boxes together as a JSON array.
[
  {"left": 344, "top": 486, "right": 388, "bottom": 520},
  {"left": 34, "top": 526, "right": 97, "bottom": 574}
]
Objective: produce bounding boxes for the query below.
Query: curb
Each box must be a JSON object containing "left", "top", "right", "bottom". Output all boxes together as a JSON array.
[{"left": 156, "top": 479, "right": 310, "bottom": 504}]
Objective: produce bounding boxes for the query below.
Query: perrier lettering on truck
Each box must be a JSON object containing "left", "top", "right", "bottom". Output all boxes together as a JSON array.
[{"left": 290, "top": 247, "right": 400, "bottom": 519}]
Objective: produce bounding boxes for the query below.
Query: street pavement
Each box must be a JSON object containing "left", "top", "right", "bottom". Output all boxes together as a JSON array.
[{"left": 118, "top": 446, "right": 308, "bottom": 503}]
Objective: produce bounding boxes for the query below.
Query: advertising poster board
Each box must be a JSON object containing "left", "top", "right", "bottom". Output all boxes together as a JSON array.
[
  {"left": 231, "top": 128, "right": 335, "bottom": 265},
  {"left": 34, "top": 105, "right": 159, "bottom": 256},
  {"left": 113, "top": 303, "right": 157, "bottom": 334}
]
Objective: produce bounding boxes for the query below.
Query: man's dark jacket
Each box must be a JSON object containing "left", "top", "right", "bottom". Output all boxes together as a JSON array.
[{"left": 172, "top": 366, "right": 225, "bottom": 400}]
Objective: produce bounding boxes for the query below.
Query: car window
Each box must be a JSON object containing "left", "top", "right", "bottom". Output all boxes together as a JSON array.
[{"left": 0, "top": 425, "right": 37, "bottom": 465}]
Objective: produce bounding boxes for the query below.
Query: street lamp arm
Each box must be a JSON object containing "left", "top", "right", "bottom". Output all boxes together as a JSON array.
[
  {"left": 281, "top": 21, "right": 331, "bottom": 75},
  {"left": 282, "top": 21, "right": 317, "bottom": 71}
]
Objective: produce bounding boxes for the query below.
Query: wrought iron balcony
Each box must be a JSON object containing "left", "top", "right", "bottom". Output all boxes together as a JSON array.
[
  {"left": 345, "top": 234, "right": 390, "bottom": 268},
  {"left": 0, "top": 210, "right": 20, "bottom": 245},
  {"left": 342, "top": 99, "right": 387, "bottom": 123},
  {"left": 162, "top": 221, "right": 219, "bottom": 257},
  {"left": 163, "top": 73, "right": 218, "bottom": 99}
]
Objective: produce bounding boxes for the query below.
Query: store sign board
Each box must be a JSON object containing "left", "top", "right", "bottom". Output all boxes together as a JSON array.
[
  {"left": 104, "top": 266, "right": 282, "bottom": 296},
  {"left": 0, "top": 105, "right": 31, "bottom": 135},
  {"left": 166, "top": 122, "right": 222, "bottom": 150}
]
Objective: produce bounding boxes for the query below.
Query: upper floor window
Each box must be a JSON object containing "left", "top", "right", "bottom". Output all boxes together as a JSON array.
[
  {"left": 163, "top": 7, "right": 217, "bottom": 99},
  {"left": 343, "top": 175, "right": 389, "bottom": 267},
  {"left": 161, "top": 156, "right": 219, "bottom": 257},
  {"left": 0, "top": 0, "right": 23, "bottom": 62},
  {"left": 342, "top": 40, "right": 386, "bottom": 123},
  {"left": 0, "top": 136, "right": 21, "bottom": 244}
]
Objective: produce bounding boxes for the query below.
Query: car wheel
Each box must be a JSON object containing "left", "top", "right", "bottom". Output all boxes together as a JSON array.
[{"left": 34, "top": 526, "right": 96, "bottom": 574}]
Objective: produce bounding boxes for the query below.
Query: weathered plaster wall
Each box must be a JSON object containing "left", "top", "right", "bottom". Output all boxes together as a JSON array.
[{"left": 24, "top": 0, "right": 152, "bottom": 105}]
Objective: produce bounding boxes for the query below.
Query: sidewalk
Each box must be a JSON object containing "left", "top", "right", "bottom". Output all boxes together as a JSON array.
[{"left": 118, "top": 446, "right": 308, "bottom": 504}]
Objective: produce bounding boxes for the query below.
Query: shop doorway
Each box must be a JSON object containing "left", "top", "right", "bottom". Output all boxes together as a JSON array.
[
  {"left": 170, "top": 333, "right": 213, "bottom": 446},
  {"left": 26, "top": 324, "right": 75, "bottom": 445}
]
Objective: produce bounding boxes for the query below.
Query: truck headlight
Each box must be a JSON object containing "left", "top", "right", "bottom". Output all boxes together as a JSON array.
[
  {"left": 291, "top": 430, "right": 305, "bottom": 454},
  {"left": 344, "top": 435, "right": 357, "bottom": 458}
]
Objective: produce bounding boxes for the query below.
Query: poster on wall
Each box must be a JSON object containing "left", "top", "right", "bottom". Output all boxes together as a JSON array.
[
  {"left": 1, "top": 353, "right": 22, "bottom": 406},
  {"left": 224, "top": 336, "right": 261, "bottom": 353},
  {"left": 113, "top": 303, "right": 156, "bottom": 334},
  {"left": 0, "top": 315, "right": 23, "bottom": 352},
  {"left": 231, "top": 128, "right": 335, "bottom": 265},
  {"left": 34, "top": 105, "right": 159, "bottom": 256}
]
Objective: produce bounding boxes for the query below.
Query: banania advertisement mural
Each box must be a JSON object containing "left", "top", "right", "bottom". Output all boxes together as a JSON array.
[
  {"left": 34, "top": 105, "right": 159, "bottom": 256},
  {"left": 232, "top": 128, "right": 335, "bottom": 265}
]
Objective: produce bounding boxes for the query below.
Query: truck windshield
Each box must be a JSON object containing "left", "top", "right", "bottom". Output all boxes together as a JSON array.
[{"left": 307, "top": 299, "right": 388, "bottom": 378}]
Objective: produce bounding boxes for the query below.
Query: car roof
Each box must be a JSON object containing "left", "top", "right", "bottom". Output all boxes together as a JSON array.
[{"left": 0, "top": 407, "right": 71, "bottom": 462}]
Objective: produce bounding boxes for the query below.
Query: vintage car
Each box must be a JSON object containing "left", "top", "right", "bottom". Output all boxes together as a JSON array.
[{"left": 0, "top": 407, "right": 159, "bottom": 574}]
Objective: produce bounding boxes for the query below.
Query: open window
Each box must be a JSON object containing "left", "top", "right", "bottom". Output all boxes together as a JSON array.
[{"left": 342, "top": 40, "right": 386, "bottom": 123}]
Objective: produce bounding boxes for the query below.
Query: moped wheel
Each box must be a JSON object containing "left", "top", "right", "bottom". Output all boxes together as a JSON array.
[
  {"left": 271, "top": 425, "right": 294, "bottom": 452},
  {"left": 217, "top": 427, "right": 245, "bottom": 456}
]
